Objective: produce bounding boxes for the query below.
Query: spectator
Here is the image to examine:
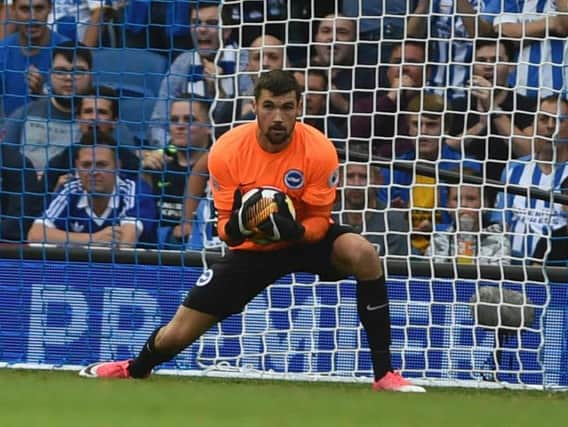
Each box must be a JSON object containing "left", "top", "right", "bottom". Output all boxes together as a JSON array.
[
  {"left": 293, "top": 69, "right": 344, "bottom": 140},
  {"left": 145, "top": 95, "right": 212, "bottom": 249},
  {"left": 378, "top": 92, "right": 475, "bottom": 255},
  {"left": 0, "top": 0, "right": 15, "bottom": 39},
  {"left": 311, "top": 13, "right": 356, "bottom": 68},
  {"left": 351, "top": 40, "right": 428, "bottom": 158},
  {"left": 0, "top": 0, "right": 68, "bottom": 117},
  {"left": 0, "top": 143, "right": 42, "bottom": 241},
  {"left": 213, "top": 34, "right": 287, "bottom": 136},
  {"left": 149, "top": 1, "right": 237, "bottom": 145},
  {"left": 426, "top": 175, "right": 510, "bottom": 264},
  {"left": 27, "top": 130, "right": 156, "bottom": 247},
  {"left": 452, "top": 39, "right": 534, "bottom": 184},
  {"left": 342, "top": 0, "right": 412, "bottom": 42},
  {"left": 310, "top": 13, "right": 375, "bottom": 136},
  {"left": 407, "top": 0, "right": 482, "bottom": 102},
  {"left": 491, "top": 95, "right": 568, "bottom": 264},
  {"left": 0, "top": 0, "right": 120, "bottom": 45},
  {"left": 341, "top": 0, "right": 416, "bottom": 65},
  {"left": 479, "top": 0, "right": 568, "bottom": 99},
  {"left": 79, "top": 1, "right": 125, "bottom": 47},
  {"left": 236, "top": 34, "right": 287, "bottom": 119},
  {"left": 4, "top": 41, "right": 91, "bottom": 172},
  {"left": 533, "top": 173, "right": 568, "bottom": 265},
  {"left": 41, "top": 85, "right": 140, "bottom": 193},
  {"left": 335, "top": 162, "right": 409, "bottom": 256}
]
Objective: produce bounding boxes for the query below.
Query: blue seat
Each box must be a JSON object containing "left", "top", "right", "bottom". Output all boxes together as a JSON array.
[
  {"left": 92, "top": 48, "right": 168, "bottom": 97},
  {"left": 119, "top": 96, "right": 157, "bottom": 145}
]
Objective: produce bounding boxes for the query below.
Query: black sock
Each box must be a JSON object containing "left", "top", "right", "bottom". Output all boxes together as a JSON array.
[
  {"left": 128, "top": 327, "right": 176, "bottom": 378},
  {"left": 357, "top": 276, "right": 392, "bottom": 380}
]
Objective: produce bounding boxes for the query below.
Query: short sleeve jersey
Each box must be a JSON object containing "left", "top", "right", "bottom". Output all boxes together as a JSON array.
[
  {"left": 209, "top": 121, "right": 339, "bottom": 250},
  {"left": 35, "top": 177, "right": 157, "bottom": 244}
]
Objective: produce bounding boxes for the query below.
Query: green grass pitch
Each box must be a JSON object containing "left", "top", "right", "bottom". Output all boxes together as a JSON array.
[{"left": 1, "top": 369, "right": 567, "bottom": 427}]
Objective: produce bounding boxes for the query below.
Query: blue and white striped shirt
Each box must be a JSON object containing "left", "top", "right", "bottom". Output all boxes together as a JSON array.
[
  {"left": 482, "top": 0, "right": 566, "bottom": 98},
  {"left": 427, "top": 0, "right": 479, "bottom": 101},
  {"left": 491, "top": 158, "right": 568, "bottom": 260}
]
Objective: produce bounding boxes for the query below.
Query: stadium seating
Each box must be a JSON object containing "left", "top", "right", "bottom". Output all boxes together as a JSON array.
[
  {"left": 119, "top": 96, "right": 157, "bottom": 145},
  {"left": 92, "top": 48, "right": 168, "bottom": 98}
]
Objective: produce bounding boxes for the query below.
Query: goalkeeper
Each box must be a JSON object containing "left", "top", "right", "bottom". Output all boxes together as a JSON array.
[{"left": 79, "top": 70, "right": 424, "bottom": 392}]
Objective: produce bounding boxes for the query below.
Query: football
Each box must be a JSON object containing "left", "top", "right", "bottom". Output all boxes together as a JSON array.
[{"left": 241, "top": 187, "right": 296, "bottom": 234}]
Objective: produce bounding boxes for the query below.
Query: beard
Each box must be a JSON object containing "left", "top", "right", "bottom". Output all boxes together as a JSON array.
[{"left": 266, "top": 126, "right": 291, "bottom": 145}]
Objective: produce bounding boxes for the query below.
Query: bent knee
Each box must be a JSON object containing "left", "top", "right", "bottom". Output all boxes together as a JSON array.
[{"left": 332, "top": 233, "right": 381, "bottom": 276}]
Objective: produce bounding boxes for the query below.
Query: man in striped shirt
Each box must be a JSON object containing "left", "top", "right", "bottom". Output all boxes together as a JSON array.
[
  {"left": 491, "top": 95, "right": 568, "bottom": 264},
  {"left": 149, "top": 2, "right": 237, "bottom": 145},
  {"left": 480, "top": 0, "right": 568, "bottom": 99},
  {"left": 408, "top": 0, "right": 480, "bottom": 102},
  {"left": 27, "top": 130, "right": 156, "bottom": 247}
]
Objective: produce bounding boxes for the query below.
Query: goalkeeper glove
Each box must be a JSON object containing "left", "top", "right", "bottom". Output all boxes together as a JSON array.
[
  {"left": 225, "top": 188, "right": 258, "bottom": 245},
  {"left": 256, "top": 193, "right": 305, "bottom": 242}
]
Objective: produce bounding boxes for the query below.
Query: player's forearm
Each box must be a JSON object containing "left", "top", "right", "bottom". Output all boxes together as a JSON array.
[
  {"left": 301, "top": 216, "right": 331, "bottom": 243},
  {"left": 217, "top": 216, "right": 234, "bottom": 245}
]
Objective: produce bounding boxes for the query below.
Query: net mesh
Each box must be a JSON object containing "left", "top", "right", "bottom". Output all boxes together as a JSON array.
[{"left": 0, "top": 0, "right": 567, "bottom": 389}]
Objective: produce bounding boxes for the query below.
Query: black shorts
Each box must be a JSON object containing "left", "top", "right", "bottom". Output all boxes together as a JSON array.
[{"left": 183, "top": 224, "right": 353, "bottom": 319}]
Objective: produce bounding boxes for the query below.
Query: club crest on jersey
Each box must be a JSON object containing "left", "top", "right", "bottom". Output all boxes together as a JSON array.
[
  {"left": 284, "top": 169, "right": 304, "bottom": 189},
  {"left": 196, "top": 269, "right": 214, "bottom": 287},
  {"left": 328, "top": 168, "right": 339, "bottom": 188}
]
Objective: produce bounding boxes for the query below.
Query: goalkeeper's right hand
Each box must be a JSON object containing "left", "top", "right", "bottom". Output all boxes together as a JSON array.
[
  {"left": 225, "top": 188, "right": 258, "bottom": 246},
  {"left": 256, "top": 193, "right": 305, "bottom": 242}
]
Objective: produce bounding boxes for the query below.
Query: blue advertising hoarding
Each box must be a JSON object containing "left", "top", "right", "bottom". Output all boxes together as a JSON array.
[{"left": 0, "top": 259, "right": 566, "bottom": 387}]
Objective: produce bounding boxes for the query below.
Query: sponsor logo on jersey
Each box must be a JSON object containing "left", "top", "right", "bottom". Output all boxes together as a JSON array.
[
  {"left": 196, "top": 268, "right": 214, "bottom": 287},
  {"left": 284, "top": 169, "right": 304, "bottom": 189},
  {"left": 328, "top": 168, "right": 339, "bottom": 188}
]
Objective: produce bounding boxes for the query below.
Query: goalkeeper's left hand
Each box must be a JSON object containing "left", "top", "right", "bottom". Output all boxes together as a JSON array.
[{"left": 256, "top": 193, "right": 305, "bottom": 242}]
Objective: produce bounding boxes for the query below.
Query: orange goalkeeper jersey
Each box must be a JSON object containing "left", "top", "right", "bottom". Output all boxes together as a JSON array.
[{"left": 209, "top": 121, "right": 339, "bottom": 251}]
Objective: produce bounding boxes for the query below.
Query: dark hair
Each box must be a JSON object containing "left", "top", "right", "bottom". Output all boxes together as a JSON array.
[
  {"left": 254, "top": 69, "right": 302, "bottom": 101},
  {"left": 389, "top": 40, "right": 427, "bottom": 59},
  {"left": 540, "top": 93, "right": 568, "bottom": 107},
  {"left": 292, "top": 68, "right": 329, "bottom": 91},
  {"left": 314, "top": 13, "right": 358, "bottom": 38},
  {"left": 307, "top": 68, "right": 329, "bottom": 89},
  {"left": 79, "top": 86, "right": 119, "bottom": 119},
  {"left": 75, "top": 129, "right": 117, "bottom": 161},
  {"left": 171, "top": 92, "right": 212, "bottom": 111},
  {"left": 52, "top": 40, "right": 93, "bottom": 70},
  {"left": 474, "top": 38, "right": 515, "bottom": 62}
]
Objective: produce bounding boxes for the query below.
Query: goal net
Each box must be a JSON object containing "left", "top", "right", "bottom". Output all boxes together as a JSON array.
[
  {"left": 0, "top": 0, "right": 567, "bottom": 391},
  {"left": 192, "top": 0, "right": 568, "bottom": 389}
]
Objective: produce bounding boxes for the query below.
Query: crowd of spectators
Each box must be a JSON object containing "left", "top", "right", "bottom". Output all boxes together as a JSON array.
[{"left": 0, "top": 0, "right": 567, "bottom": 266}]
